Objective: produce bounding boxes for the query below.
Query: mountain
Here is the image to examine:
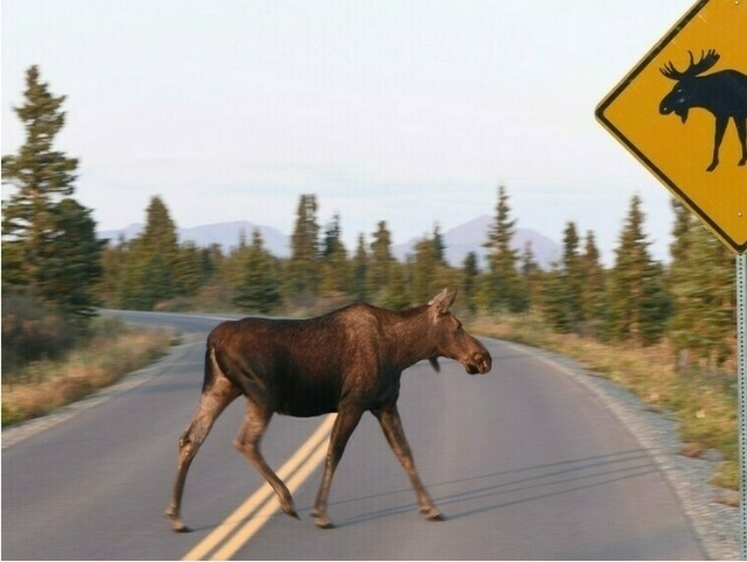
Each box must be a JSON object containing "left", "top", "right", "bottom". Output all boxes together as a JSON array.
[
  {"left": 392, "top": 215, "right": 560, "bottom": 269},
  {"left": 98, "top": 221, "right": 291, "bottom": 257},
  {"left": 98, "top": 216, "right": 560, "bottom": 268}
]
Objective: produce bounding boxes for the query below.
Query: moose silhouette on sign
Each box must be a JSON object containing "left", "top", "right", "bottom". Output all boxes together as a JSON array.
[{"left": 659, "top": 49, "right": 747, "bottom": 172}]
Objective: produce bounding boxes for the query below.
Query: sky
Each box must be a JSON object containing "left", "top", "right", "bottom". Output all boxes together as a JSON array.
[{"left": 2, "top": 0, "right": 698, "bottom": 265}]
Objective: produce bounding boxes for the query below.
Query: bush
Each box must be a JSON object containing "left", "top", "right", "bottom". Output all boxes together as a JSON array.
[{"left": 2, "top": 293, "right": 76, "bottom": 377}]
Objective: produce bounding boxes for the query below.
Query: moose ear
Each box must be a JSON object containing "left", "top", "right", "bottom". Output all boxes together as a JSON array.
[{"left": 428, "top": 288, "right": 457, "bottom": 315}]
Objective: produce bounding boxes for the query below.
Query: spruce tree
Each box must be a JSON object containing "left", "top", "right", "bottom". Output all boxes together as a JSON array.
[
  {"left": 120, "top": 196, "right": 180, "bottom": 309},
  {"left": 669, "top": 217, "right": 734, "bottom": 368},
  {"left": 319, "top": 214, "right": 350, "bottom": 296},
  {"left": 352, "top": 234, "right": 368, "bottom": 302},
  {"left": 580, "top": 230, "right": 605, "bottom": 334},
  {"left": 462, "top": 251, "right": 480, "bottom": 314},
  {"left": 286, "top": 194, "right": 320, "bottom": 299},
  {"left": 482, "top": 185, "right": 526, "bottom": 312},
  {"left": 2, "top": 66, "right": 103, "bottom": 320},
  {"left": 604, "top": 195, "right": 671, "bottom": 345},
  {"left": 234, "top": 230, "right": 281, "bottom": 313},
  {"left": 367, "top": 220, "right": 395, "bottom": 301}
]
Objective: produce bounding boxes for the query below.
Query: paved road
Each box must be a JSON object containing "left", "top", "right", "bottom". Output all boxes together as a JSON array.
[{"left": 2, "top": 310, "right": 706, "bottom": 559}]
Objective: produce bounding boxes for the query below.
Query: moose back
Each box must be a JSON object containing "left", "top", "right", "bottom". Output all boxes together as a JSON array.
[{"left": 165, "top": 288, "right": 492, "bottom": 532}]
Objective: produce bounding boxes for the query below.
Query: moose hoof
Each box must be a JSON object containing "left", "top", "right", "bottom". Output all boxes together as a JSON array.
[
  {"left": 421, "top": 507, "right": 444, "bottom": 521},
  {"left": 166, "top": 515, "right": 192, "bottom": 533},
  {"left": 311, "top": 510, "right": 334, "bottom": 529}
]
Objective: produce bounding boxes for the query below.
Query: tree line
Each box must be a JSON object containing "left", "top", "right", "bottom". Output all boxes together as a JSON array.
[{"left": 2, "top": 66, "right": 737, "bottom": 373}]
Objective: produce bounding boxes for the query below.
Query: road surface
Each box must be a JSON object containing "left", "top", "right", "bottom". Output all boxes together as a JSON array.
[{"left": 2, "top": 310, "right": 705, "bottom": 559}]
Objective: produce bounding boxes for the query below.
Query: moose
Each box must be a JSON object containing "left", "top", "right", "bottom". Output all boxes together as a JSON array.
[
  {"left": 659, "top": 49, "right": 747, "bottom": 172},
  {"left": 165, "top": 288, "right": 492, "bottom": 532}
]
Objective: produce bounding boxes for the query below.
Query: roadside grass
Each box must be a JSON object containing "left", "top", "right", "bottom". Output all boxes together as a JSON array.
[
  {"left": 469, "top": 312, "right": 738, "bottom": 494},
  {"left": 2, "top": 317, "right": 175, "bottom": 427}
]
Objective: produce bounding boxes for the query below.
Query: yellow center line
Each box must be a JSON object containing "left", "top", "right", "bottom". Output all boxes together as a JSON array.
[
  {"left": 210, "top": 437, "right": 331, "bottom": 560},
  {"left": 182, "top": 414, "right": 336, "bottom": 561}
]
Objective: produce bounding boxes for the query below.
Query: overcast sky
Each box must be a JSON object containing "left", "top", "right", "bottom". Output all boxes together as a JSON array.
[{"left": 2, "top": 0, "right": 696, "bottom": 264}]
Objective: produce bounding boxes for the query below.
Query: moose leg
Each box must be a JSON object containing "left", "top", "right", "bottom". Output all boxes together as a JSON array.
[
  {"left": 233, "top": 399, "right": 298, "bottom": 519},
  {"left": 312, "top": 407, "right": 363, "bottom": 528},
  {"left": 736, "top": 118, "right": 747, "bottom": 166},
  {"left": 708, "top": 116, "right": 728, "bottom": 171},
  {"left": 165, "top": 380, "right": 240, "bottom": 532},
  {"left": 373, "top": 403, "right": 442, "bottom": 521}
]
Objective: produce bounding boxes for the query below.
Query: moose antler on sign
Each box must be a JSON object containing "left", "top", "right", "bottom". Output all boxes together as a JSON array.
[{"left": 659, "top": 49, "right": 720, "bottom": 80}]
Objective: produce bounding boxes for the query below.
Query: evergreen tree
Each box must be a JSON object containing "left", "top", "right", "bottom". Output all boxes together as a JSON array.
[
  {"left": 482, "top": 185, "right": 526, "bottom": 312},
  {"left": 519, "top": 240, "right": 542, "bottom": 310},
  {"left": 120, "top": 196, "right": 180, "bottom": 309},
  {"left": 367, "top": 220, "right": 395, "bottom": 301},
  {"left": 352, "top": 233, "right": 368, "bottom": 302},
  {"left": 286, "top": 194, "right": 320, "bottom": 299},
  {"left": 580, "top": 230, "right": 605, "bottom": 333},
  {"left": 541, "top": 262, "right": 573, "bottom": 333},
  {"left": 234, "top": 229, "right": 281, "bottom": 313},
  {"left": 669, "top": 217, "right": 734, "bottom": 368},
  {"left": 411, "top": 231, "right": 442, "bottom": 304},
  {"left": 604, "top": 195, "right": 671, "bottom": 345},
  {"left": 561, "top": 221, "right": 585, "bottom": 330},
  {"left": 319, "top": 214, "right": 351, "bottom": 296},
  {"left": 2, "top": 66, "right": 102, "bottom": 320},
  {"left": 174, "top": 241, "right": 205, "bottom": 297},
  {"left": 462, "top": 251, "right": 480, "bottom": 314}
]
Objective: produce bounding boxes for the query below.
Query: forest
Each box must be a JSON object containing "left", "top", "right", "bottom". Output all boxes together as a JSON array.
[{"left": 2, "top": 66, "right": 737, "bottom": 377}]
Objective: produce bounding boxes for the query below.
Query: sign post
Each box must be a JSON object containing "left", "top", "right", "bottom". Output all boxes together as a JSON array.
[
  {"left": 739, "top": 254, "right": 747, "bottom": 559},
  {"left": 596, "top": 0, "right": 747, "bottom": 556}
]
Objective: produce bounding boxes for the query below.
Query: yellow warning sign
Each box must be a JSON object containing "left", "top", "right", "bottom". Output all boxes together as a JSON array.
[{"left": 596, "top": 0, "right": 747, "bottom": 253}]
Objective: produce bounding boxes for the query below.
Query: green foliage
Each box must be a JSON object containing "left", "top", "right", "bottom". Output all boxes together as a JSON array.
[
  {"left": 367, "top": 220, "right": 395, "bottom": 302},
  {"left": 319, "top": 214, "right": 351, "bottom": 296},
  {"left": 603, "top": 195, "right": 672, "bottom": 346},
  {"left": 2, "top": 293, "right": 75, "bottom": 375},
  {"left": 233, "top": 230, "right": 282, "bottom": 313},
  {"left": 2, "top": 66, "right": 103, "bottom": 321},
  {"left": 285, "top": 194, "right": 321, "bottom": 299},
  {"left": 482, "top": 185, "right": 527, "bottom": 312},
  {"left": 668, "top": 203, "right": 734, "bottom": 368}
]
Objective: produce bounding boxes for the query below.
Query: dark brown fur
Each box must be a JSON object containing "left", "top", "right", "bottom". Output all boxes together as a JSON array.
[{"left": 165, "top": 288, "right": 491, "bottom": 532}]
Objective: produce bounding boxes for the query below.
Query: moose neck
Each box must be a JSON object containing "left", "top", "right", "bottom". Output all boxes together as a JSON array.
[{"left": 384, "top": 306, "right": 439, "bottom": 371}]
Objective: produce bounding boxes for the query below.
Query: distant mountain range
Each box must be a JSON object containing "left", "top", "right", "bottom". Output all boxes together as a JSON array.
[{"left": 98, "top": 215, "right": 560, "bottom": 269}]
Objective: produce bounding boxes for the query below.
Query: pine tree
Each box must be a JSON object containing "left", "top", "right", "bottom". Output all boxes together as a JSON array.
[
  {"left": 604, "top": 195, "right": 671, "bottom": 345},
  {"left": 562, "top": 222, "right": 585, "bottom": 331},
  {"left": 286, "top": 194, "right": 320, "bottom": 299},
  {"left": 367, "top": 220, "right": 395, "bottom": 302},
  {"left": 462, "top": 251, "right": 480, "bottom": 314},
  {"left": 482, "top": 185, "right": 526, "bottom": 312},
  {"left": 2, "top": 66, "right": 103, "bottom": 320},
  {"left": 120, "top": 196, "right": 180, "bottom": 309},
  {"left": 669, "top": 217, "right": 734, "bottom": 368},
  {"left": 580, "top": 230, "right": 605, "bottom": 334},
  {"left": 519, "top": 241, "right": 542, "bottom": 311},
  {"left": 352, "top": 234, "right": 368, "bottom": 302},
  {"left": 412, "top": 231, "right": 442, "bottom": 304},
  {"left": 234, "top": 230, "right": 281, "bottom": 313},
  {"left": 319, "top": 214, "right": 351, "bottom": 296}
]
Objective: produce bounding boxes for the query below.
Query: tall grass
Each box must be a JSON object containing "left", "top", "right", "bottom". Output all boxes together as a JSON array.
[
  {"left": 2, "top": 316, "right": 174, "bottom": 427},
  {"left": 469, "top": 311, "right": 738, "bottom": 492}
]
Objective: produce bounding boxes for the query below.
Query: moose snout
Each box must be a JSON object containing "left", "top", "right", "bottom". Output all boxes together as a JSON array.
[{"left": 466, "top": 349, "right": 492, "bottom": 375}]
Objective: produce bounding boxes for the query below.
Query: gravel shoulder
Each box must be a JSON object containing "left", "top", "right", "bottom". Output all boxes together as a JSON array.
[{"left": 504, "top": 340, "right": 739, "bottom": 560}]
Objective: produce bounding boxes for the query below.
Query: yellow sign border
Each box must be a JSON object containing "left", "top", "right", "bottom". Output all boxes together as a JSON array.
[{"left": 595, "top": 0, "right": 746, "bottom": 254}]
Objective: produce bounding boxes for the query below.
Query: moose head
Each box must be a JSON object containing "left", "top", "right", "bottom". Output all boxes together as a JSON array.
[{"left": 659, "top": 49, "right": 721, "bottom": 124}]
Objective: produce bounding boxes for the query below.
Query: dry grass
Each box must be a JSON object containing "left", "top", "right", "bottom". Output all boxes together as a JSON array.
[
  {"left": 2, "top": 320, "right": 174, "bottom": 427},
  {"left": 469, "top": 311, "right": 738, "bottom": 491}
]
